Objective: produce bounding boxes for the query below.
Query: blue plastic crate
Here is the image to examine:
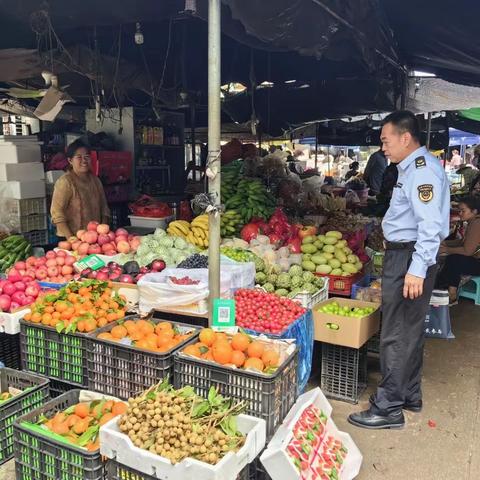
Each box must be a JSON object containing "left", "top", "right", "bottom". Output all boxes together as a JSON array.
[
  {"left": 38, "top": 281, "right": 67, "bottom": 290},
  {"left": 244, "top": 310, "right": 314, "bottom": 393},
  {"left": 351, "top": 274, "right": 378, "bottom": 300}
]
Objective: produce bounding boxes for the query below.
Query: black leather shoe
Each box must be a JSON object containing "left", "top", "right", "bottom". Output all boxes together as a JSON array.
[
  {"left": 369, "top": 394, "right": 423, "bottom": 413},
  {"left": 348, "top": 408, "right": 405, "bottom": 430}
]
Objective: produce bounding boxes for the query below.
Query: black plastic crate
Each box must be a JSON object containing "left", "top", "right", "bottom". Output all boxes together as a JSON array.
[
  {"left": 0, "top": 332, "right": 20, "bottom": 369},
  {"left": 248, "top": 455, "right": 271, "bottom": 480},
  {"left": 174, "top": 346, "right": 298, "bottom": 439},
  {"left": 87, "top": 318, "right": 200, "bottom": 399},
  {"left": 367, "top": 331, "right": 381, "bottom": 356},
  {"left": 14, "top": 389, "right": 105, "bottom": 480},
  {"left": 320, "top": 343, "right": 368, "bottom": 404},
  {"left": 20, "top": 319, "right": 90, "bottom": 386},
  {"left": 0, "top": 368, "right": 49, "bottom": 465},
  {"left": 49, "top": 379, "right": 79, "bottom": 398},
  {"left": 106, "top": 459, "right": 249, "bottom": 480}
]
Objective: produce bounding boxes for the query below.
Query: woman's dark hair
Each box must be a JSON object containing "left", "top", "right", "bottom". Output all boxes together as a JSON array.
[
  {"left": 470, "top": 174, "right": 480, "bottom": 193},
  {"left": 382, "top": 110, "right": 421, "bottom": 143},
  {"left": 349, "top": 161, "right": 359, "bottom": 170},
  {"left": 66, "top": 139, "right": 90, "bottom": 159},
  {"left": 459, "top": 196, "right": 480, "bottom": 213}
]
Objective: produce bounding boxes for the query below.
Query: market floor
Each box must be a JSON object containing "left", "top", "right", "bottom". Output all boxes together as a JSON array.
[
  {"left": 324, "top": 299, "right": 480, "bottom": 480},
  {"left": 1, "top": 301, "right": 479, "bottom": 480}
]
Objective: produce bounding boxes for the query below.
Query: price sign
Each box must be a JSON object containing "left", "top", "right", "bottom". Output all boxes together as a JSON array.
[{"left": 212, "top": 299, "right": 236, "bottom": 330}]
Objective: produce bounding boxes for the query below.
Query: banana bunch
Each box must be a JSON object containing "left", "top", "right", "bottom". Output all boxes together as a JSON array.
[
  {"left": 225, "top": 178, "right": 276, "bottom": 223},
  {"left": 221, "top": 210, "right": 244, "bottom": 238},
  {"left": 221, "top": 161, "right": 242, "bottom": 204},
  {"left": 167, "top": 215, "right": 209, "bottom": 248}
]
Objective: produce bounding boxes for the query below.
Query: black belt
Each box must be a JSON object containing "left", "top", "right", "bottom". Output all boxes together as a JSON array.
[{"left": 383, "top": 241, "right": 416, "bottom": 250}]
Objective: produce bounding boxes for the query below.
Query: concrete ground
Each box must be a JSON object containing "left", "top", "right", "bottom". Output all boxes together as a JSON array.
[{"left": 1, "top": 299, "right": 479, "bottom": 480}]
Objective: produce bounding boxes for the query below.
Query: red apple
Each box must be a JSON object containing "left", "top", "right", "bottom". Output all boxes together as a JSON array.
[
  {"left": 96, "top": 271, "right": 109, "bottom": 281},
  {"left": 15, "top": 261, "right": 26, "bottom": 271},
  {"left": 14, "top": 281, "right": 26, "bottom": 292},
  {"left": 84, "top": 231, "right": 98, "bottom": 244},
  {"left": 115, "top": 228, "right": 128, "bottom": 237},
  {"left": 97, "top": 234, "right": 110, "bottom": 246},
  {"left": 97, "top": 224, "right": 110, "bottom": 235},
  {"left": 25, "top": 284, "right": 40, "bottom": 298},
  {"left": 88, "top": 244, "right": 102, "bottom": 255},
  {"left": 107, "top": 231, "right": 116, "bottom": 242},
  {"left": 45, "top": 251, "right": 56, "bottom": 260},
  {"left": 35, "top": 269, "right": 48, "bottom": 280},
  {"left": 87, "top": 221, "right": 99, "bottom": 232},
  {"left": 298, "top": 225, "right": 318, "bottom": 239},
  {"left": 115, "top": 235, "right": 128, "bottom": 244}
]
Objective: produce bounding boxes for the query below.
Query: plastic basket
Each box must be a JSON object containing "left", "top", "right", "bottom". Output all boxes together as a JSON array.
[
  {"left": 87, "top": 317, "right": 200, "bottom": 399},
  {"left": 292, "top": 277, "right": 329, "bottom": 308},
  {"left": 0, "top": 332, "right": 20, "bottom": 369},
  {"left": 0, "top": 368, "right": 49, "bottom": 465},
  {"left": 243, "top": 310, "right": 313, "bottom": 394},
  {"left": 49, "top": 379, "right": 79, "bottom": 398},
  {"left": 106, "top": 459, "right": 250, "bottom": 480},
  {"left": 320, "top": 343, "right": 368, "bottom": 404},
  {"left": 20, "top": 319, "right": 90, "bottom": 386},
  {"left": 3, "top": 197, "right": 47, "bottom": 217},
  {"left": 351, "top": 274, "right": 380, "bottom": 301},
  {"left": 14, "top": 390, "right": 105, "bottom": 480},
  {"left": 22, "top": 229, "right": 48, "bottom": 246},
  {"left": 5, "top": 213, "right": 47, "bottom": 233},
  {"left": 174, "top": 346, "right": 298, "bottom": 440},
  {"left": 317, "top": 270, "right": 363, "bottom": 296}
]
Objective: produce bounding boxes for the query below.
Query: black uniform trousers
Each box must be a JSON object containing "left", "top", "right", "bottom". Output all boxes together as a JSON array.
[{"left": 373, "top": 246, "right": 437, "bottom": 413}]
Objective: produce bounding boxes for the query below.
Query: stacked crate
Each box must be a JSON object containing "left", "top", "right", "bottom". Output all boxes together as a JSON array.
[{"left": 0, "top": 136, "right": 48, "bottom": 246}]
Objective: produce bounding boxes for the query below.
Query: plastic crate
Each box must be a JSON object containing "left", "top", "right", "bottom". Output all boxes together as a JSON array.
[
  {"left": 367, "top": 331, "right": 381, "bottom": 356},
  {"left": 320, "top": 343, "right": 368, "bottom": 404},
  {"left": 174, "top": 345, "right": 298, "bottom": 439},
  {"left": 20, "top": 319, "right": 90, "bottom": 386},
  {"left": 22, "top": 229, "right": 48, "bottom": 246},
  {"left": 2, "top": 197, "right": 47, "bottom": 217},
  {"left": 0, "top": 332, "right": 20, "bottom": 369},
  {"left": 14, "top": 390, "right": 105, "bottom": 480},
  {"left": 351, "top": 274, "right": 381, "bottom": 301},
  {"left": 106, "top": 459, "right": 250, "bottom": 480},
  {"left": 248, "top": 455, "right": 271, "bottom": 480},
  {"left": 292, "top": 277, "right": 329, "bottom": 308},
  {"left": 48, "top": 379, "right": 78, "bottom": 398},
  {"left": 87, "top": 318, "right": 200, "bottom": 399},
  {"left": 5, "top": 213, "right": 47, "bottom": 233},
  {"left": 128, "top": 214, "right": 174, "bottom": 229},
  {"left": 0, "top": 368, "right": 49, "bottom": 465},
  {"left": 317, "top": 270, "right": 363, "bottom": 296}
]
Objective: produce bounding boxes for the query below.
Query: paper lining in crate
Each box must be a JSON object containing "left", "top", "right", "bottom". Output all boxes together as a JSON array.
[
  {"left": 0, "top": 307, "right": 31, "bottom": 335},
  {"left": 100, "top": 413, "right": 266, "bottom": 480},
  {"left": 260, "top": 387, "right": 362, "bottom": 480}
]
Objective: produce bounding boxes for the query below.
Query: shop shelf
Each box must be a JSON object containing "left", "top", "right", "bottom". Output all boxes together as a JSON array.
[
  {"left": 14, "top": 390, "right": 105, "bottom": 480},
  {"left": 320, "top": 343, "right": 368, "bottom": 404},
  {"left": 0, "top": 368, "right": 49, "bottom": 465},
  {"left": 20, "top": 319, "right": 90, "bottom": 386},
  {"left": 0, "top": 332, "right": 20, "bottom": 369},
  {"left": 22, "top": 229, "right": 48, "bottom": 246},
  {"left": 87, "top": 318, "right": 200, "bottom": 399},
  {"left": 174, "top": 343, "right": 298, "bottom": 439}
]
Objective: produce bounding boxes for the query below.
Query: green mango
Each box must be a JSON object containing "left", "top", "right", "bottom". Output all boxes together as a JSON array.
[
  {"left": 323, "top": 245, "right": 335, "bottom": 253},
  {"left": 323, "top": 236, "right": 338, "bottom": 245},
  {"left": 311, "top": 254, "right": 328, "bottom": 265},
  {"left": 328, "top": 258, "right": 341, "bottom": 269},
  {"left": 316, "top": 264, "right": 332, "bottom": 275},
  {"left": 325, "top": 230, "right": 343, "bottom": 239},
  {"left": 301, "top": 244, "right": 318, "bottom": 254},
  {"left": 302, "top": 260, "right": 316, "bottom": 272}
]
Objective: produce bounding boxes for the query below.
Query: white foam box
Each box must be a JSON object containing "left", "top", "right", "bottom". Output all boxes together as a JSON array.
[
  {"left": 100, "top": 414, "right": 266, "bottom": 480},
  {"left": 260, "top": 388, "right": 363, "bottom": 480},
  {"left": 0, "top": 163, "right": 45, "bottom": 182},
  {"left": 45, "top": 170, "right": 64, "bottom": 184},
  {"left": 0, "top": 180, "right": 45, "bottom": 199},
  {"left": 0, "top": 141, "right": 42, "bottom": 164}
]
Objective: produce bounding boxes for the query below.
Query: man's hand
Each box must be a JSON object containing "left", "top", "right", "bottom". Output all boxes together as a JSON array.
[{"left": 403, "top": 273, "right": 424, "bottom": 299}]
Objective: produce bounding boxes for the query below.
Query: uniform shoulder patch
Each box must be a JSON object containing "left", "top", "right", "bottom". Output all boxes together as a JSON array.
[
  {"left": 418, "top": 184, "right": 433, "bottom": 203},
  {"left": 415, "top": 156, "right": 426, "bottom": 169}
]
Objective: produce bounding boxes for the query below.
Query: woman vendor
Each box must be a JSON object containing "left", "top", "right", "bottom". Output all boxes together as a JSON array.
[
  {"left": 437, "top": 196, "right": 480, "bottom": 303},
  {"left": 50, "top": 139, "right": 110, "bottom": 239}
]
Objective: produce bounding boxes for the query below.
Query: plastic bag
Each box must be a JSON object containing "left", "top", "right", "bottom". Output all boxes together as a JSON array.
[
  {"left": 345, "top": 189, "right": 360, "bottom": 205},
  {"left": 301, "top": 175, "right": 325, "bottom": 194},
  {"left": 424, "top": 305, "right": 454, "bottom": 339}
]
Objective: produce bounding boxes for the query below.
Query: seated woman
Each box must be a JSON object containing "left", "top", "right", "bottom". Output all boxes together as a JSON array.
[
  {"left": 50, "top": 139, "right": 110, "bottom": 239},
  {"left": 437, "top": 196, "right": 480, "bottom": 303},
  {"left": 344, "top": 161, "right": 360, "bottom": 181}
]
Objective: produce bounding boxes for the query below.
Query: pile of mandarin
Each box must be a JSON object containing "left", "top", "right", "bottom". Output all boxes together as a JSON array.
[
  {"left": 95, "top": 319, "right": 192, "bottom": 353},
  {"left": 182, "top": 328, "right": 280, "bottom": 373}
]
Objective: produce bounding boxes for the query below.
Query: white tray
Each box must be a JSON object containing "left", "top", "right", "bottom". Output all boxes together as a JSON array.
[
  {"left": 100, "top": 413, "right": 266, "bottom": 480},
  {"left": 129, "top": 215, "right": 175, "bottom": 229}
]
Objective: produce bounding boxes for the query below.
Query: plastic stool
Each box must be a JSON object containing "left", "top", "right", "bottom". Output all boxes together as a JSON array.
[{"left": 458, "top": 276, "right": 480, "bottom": 305}]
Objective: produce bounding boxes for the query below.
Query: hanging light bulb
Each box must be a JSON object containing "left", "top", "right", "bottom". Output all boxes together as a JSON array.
[{"left": 135, "top": 23, "right": 144, "bottom": 45}]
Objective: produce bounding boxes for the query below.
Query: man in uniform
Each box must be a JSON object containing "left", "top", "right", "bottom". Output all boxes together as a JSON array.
[{"left": 348, "top": 111, "right": 450, "bottom": 429}]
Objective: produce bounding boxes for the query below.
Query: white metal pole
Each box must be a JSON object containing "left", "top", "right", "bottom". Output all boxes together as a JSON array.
[{"left": 208, "top": 0, "right": 221, "bottom": 323}]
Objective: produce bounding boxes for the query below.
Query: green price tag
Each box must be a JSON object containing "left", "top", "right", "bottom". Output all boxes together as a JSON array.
[
  {"left": 74, "top": 254, "right": 105, "bottom": 273},
  {"left": 212, "top": 299, "right": 236, "bottom": 330}
]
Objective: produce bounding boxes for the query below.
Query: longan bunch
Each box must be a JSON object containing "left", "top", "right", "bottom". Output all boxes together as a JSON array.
[{"left": 118, "top": 386, "right": 245, "bottom": 465}]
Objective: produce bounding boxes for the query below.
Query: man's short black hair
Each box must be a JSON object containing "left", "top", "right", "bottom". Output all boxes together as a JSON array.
[
  {"left": 383, "top": 110, "right": 421, "bottom": 143},
  {"left": 66, "top": 139, "right": 90, "bottom": 159}
]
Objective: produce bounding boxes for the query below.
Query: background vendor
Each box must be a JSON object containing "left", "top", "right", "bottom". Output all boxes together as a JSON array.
[
  {"left": 50, "top": 139, "right": 110, "bottom": 239},
  {"left": 437, "top": 196, "right": 480, "bottom": 303}
]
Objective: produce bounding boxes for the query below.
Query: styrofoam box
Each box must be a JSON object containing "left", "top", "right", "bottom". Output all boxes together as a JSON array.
[
  {"left": 0, "top": 181, "right": 45, "bottom": 199},
  {"left": 45, "top": 170, "right": 64, "bottom": 184},
  {"left": 100, "top": 413, "right": 266, "bottom": 480},
  {"left": 260, "top": 388, "right": 363, "bottom": 480},
  {"left": 0, "top": 163, "right": 45, "bottom": 182},
  {"left": 0, "top": 142, "right": 42, "bottom": 164},
  {"left": 128, "top": 215, "right": 175, "bottom": 229},
  {"left": 0, "top": 308, "right": 31, "bottom": 335}
]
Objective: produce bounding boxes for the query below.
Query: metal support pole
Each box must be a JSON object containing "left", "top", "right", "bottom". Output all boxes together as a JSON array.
[
  {"left": 207, "top": 0, "right": 221, "bottom": 323},
  {"left": 426, "top": 112, "right": 432, "bottom": 150},
  {"left": 315, "top": 122, "right": 319, "bottom": 169},
  {"left": 190, "top": 103, "right": 196, "bottom": 180}
]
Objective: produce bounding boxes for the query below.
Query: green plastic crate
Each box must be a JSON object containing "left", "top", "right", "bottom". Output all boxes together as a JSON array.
[
  {"left": 19, "top": 320, "right": 89, "bottom": 386},
  {"left": 0, "top": 368, "right": 49, "bottom": 465}
]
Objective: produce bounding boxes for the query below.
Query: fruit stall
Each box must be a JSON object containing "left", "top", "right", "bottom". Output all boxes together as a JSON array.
[{"left": 0, "top": 157, "right": 389, "bottom": 479}]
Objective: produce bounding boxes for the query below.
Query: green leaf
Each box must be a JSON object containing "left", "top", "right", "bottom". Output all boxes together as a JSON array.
[
  {"left": 208, "top": 387, "right": 217, "bottom": 404},
  {"left": 56, "top": 321, "right": 65, "bottom": 333},
  {"left": 63, "top": 406, "right": 76, "bottom": 415},
  {"left": 77, "top": 425, "right": 99, "bottom": 447},
  {"left": 178, "top": 386, "right": 195, "bottom": 398},
  {"left": 36, "top": 413, "right": 49, "bottom": 425},
  {"left": 192, "top": 401, "right": 210, "bottom": 418},
  {"left": 146, "top": 391, "right": 156, "bottom": 401}
]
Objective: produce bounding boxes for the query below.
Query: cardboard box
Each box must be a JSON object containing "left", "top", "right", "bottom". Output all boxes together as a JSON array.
[
  {"left": 313, "top": 297, "right": 380, "bottom": 348},
  {"left": 0, "top": 180, "right": 45, "bottom": 199},
  {"left": 0, "top": 162, "right": 45, "bottom": 181}
]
